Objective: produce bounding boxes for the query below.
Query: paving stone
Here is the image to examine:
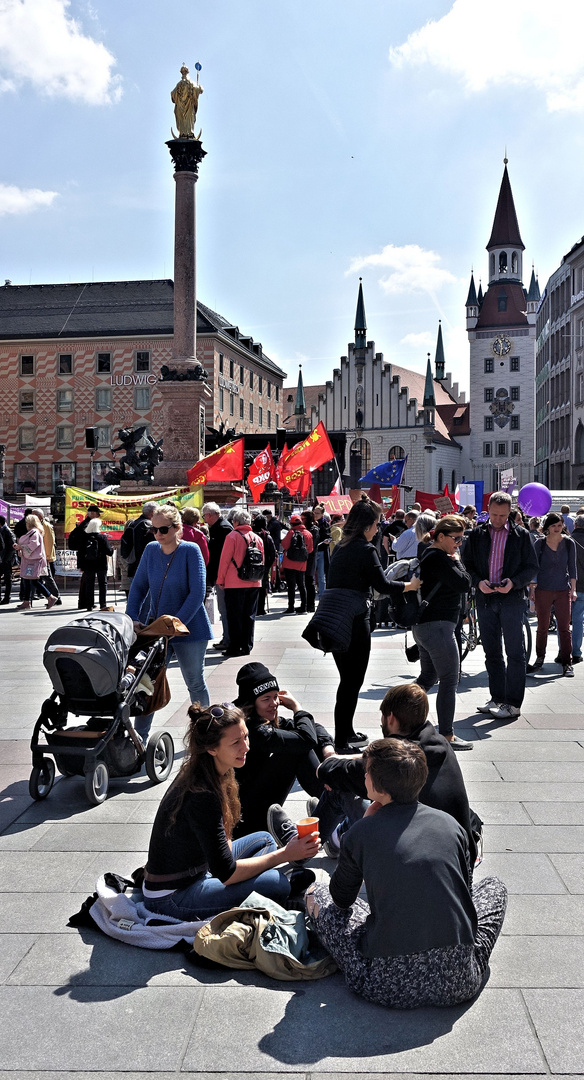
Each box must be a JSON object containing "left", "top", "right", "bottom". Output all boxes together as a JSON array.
[
  {"left": 503, "top": 894, "right": 584, "bottom": 935},
  {"left": 523, "top": 990, "right": 584, "bottom": 1073},
  {"left": 0, "top": 893, "right": 91, "bottom": 933},
  {"left": 20, "top": 822, "right": 152, "bottom": 852},
  {"left": 0, "top": 822, "right": 53, "bottom": 850},
  {"left": 73, "top": 852, "right": 148, "bottom": 893},
  {"left": 469, "top": 741, "right": 584, "bottom": 761},
  {"left": 489, "top": 935, "right": 584, "bottom": 987},
  {"left": 496, "top": 761, "right": 584, "bottom": 783},
  {"left": 549, "top": 854, "right": 584, "bottom": 893},
  {"left": 0, "top": 985, "right": 201, "bottom": 1071},
  {"left": 182, "top": 985, "right": 544, "bottom": 1073},
  {"left": 524, "top": 802, "right": 584, "bottom": 825},
  {"left": 485, "top": 825, "right": 584, "bottom": 852},
  {"left": 0, "top": 935, "right": 36, "bottom": 983},
  {"left": 474, "top": 728, "right": 584, "bottom": 741},
  {"left": 473, "top": 853, "right": 567, "bottom": 893},
  {"left": 0, "top": 851, "right": 96, "bottom": 891},
  {"left": 471, "top": 802, "right": 532, "bottom": 825},
  {"left": 466, "top": 782, "right": 584, "bottom": 802},
  {"left": 0, "top": 796, "right": 31, "bottom": 832}
]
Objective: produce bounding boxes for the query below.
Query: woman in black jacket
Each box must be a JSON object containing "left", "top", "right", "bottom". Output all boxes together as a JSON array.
[
  {"left": 301, "top": 509, "right": 320, "bottom": 612},
  {"left": 413, "top": 515, "right": 472, "bottom": 750},
  {"left": 252, "top": 514, "right": 276, "bottom": 616},
  {"left": 232, "top": 662, "right": 335, "bottom": 837},
  {"left": 76, "top": 517, "right": 113, "bottom": 611},
  {"left": 327, "top": 496, "right": 420, "bottom": 753}
]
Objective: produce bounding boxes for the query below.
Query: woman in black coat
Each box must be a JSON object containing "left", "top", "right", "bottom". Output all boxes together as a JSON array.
[
  {"left": 77, "top": 517, "right": 113, "bottom": 611},
  {"left": 301, "top": 510, "right": 320, "bottom": 613},
  {"left": 327, "top": 496, "right": 420, "bottom": 753}
]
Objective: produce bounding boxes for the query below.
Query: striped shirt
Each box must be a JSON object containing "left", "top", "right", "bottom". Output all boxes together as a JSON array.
[{"left": 488, "top": 520, "right": 509, "bottom": 584}]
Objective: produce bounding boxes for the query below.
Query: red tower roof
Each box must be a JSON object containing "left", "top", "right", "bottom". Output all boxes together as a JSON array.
[{"left": 487, "top": 164, "right": 524, "bottom": 251}]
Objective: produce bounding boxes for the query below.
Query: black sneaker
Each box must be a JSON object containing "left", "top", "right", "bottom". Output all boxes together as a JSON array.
[
  {"left": 305, "top": 797, "right": 319, "bottom": 817},
  {"left": 287, "top": 867, "right": 316, "bottom": 896},
  {"left": 564, "top": 665, "right": 575, "bottom": 678},
  {"left": 573, "top": 655, "right": 584, "bottom": 664},
  {"left": 267, "top": 804, "right": 298, "bottom": 848},
  {"left": 527, "top": 658, "right": 544, "bottom": 673}
]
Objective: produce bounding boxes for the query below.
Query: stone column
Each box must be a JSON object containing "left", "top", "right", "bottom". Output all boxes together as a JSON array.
[{"left": 154, "top": 137, "right": 211, "bottom": 489}]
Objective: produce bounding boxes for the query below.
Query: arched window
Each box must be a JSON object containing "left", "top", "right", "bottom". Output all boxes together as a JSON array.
[
  {"left": 438, "top": 468, "right": 443, "bottom": 490},
  {"left": 451, "top": 470, "right": 456, "bottom": 492},
  {"left": 499, "top": 251, "right": 508, "bottom": 274},
  {"left": 388, "top": 445, "right": 405, "bottom": 461},
  {"left": 575, "top": 421, "right": 584, "bottom": 465},
  {"left": 511, "top": 251, "right": 518, "bottom": 274},
  {"left": 350, "top": 437, "right": 371, "bottom": 486},
  {"left": 490, "top": 254, "right": 495, "bottom": 278}
]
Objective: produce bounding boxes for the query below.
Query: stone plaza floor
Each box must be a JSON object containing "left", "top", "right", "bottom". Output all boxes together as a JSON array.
[{"left": 1, "top": 588, "right": 584, "bottom": 1077}]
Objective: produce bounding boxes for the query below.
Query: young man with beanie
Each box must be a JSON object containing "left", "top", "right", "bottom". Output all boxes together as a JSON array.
[{"left": 232, "top": 661, "right": 334, "bottom": 837}]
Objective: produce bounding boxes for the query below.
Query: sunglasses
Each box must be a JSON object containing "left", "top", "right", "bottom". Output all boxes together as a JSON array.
[
  {"left": 151, "top": 525, "right": 174, "bottom": 535},
  {"left": 202, "top": 703, "right": 235, "bottom": 731}
]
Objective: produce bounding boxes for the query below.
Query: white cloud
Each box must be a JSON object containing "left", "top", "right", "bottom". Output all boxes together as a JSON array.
[
  {"left": 389, "top": 0, "right": 584, "bottom": 112},
  {"left": 0, "top": 0, "right": 121, "bottom": 105},
  {"left": 400, "top": 331, "right": 434, "bottom": 349},
  {"left": 347, "top": 244, "right": 458, "bottom": 294},
  {"left": 0, "top": 184, "right": 58, "bottom": 215}
]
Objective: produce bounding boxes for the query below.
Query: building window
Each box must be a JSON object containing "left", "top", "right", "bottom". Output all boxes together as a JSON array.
[
  {"left": 258, "top": 406, "right": 263, "bottom": 427},
  {"left": 52, "top": 462, "right": 76, "bottom": 492},
  {"left": 249, "top": 371, "right": 254, "bottom": 390},
  {"left": 349, "top": 438, "right": 371, "bottom": 485},
  {"left": 497, "top": 293, "right": 507, "bottom": 312},
  {"left": 134, "top": 387, "right": 151, "bottom": 410},
  {"left": 136, "top": 350, "right": 150, "bottom": 372},
  {"left": 19, "top": 426, "right": 35, "bottom": 450},
  {"left": 438, "top": 468, "right": 443, "bottom": 490},
  {"left": 96, "top": 387, "right": 111, "bottom": 411},
  {"left": 484, "top": 388, "right": 494, "bottom": 402},
  {"left": 388, "top": 445, "right": 406, "bottom": 460},
  {"left": 57, "top": 389, "right": 74, "bottom": 413},
  {"left": 58, "top": 353, "right": 73, "bottom": 374},
  {"left": 484, "top": 357, "right": 494, "bottom": 373},
  {"left": 512, "top": 441, "right": 521, "bottom": 456},
  {"left": 239, "top": 398, "right": 244, "bottom": 419},
  {"left": 219, "top": 353, "right": 224, "bottom": 373},
  {"left": 240, "top": 365, "right": 244, "bottom": 384},
  {"left": 275, "top": 385, "right": 279, "bottom": 402},
  {"left": 13, "top": 462, "right": 37, "bottom": 493},
  {"left": 20, "top": 354, "right": 34, "bottom": 376},
  {"left": 19, "top": 390, "right": 34, "bottom": 413},
  {"left": 267, "top": 382, "right": 271, "bottom": 398},
  {"left": 227, "top": 358, "right": 233, "bottom": 379},
  {"left": 510, "top": 356, "right": 520, "bottom": 371},
  {"left": 229, "top": 393, "right": 234, "bottom": 416},
  {"left": 275, "top": 413, "right": 279, "bottom": 428},
  {"left": 219, "top": 388, "right": 224, "bottom": 410},
  {"left": 96, "top": 425, "right": 111, "bottom": 448},
  {"left": 258, "top": 376, "right": 263, "bottom": 395},
  {"left": 96, "top": 352, "right": 111, "bottom": 373},
  {"left": 268, "top": 410, "right": 271, "bottom": 429},
  {"left": 510, "top": 415, "right": 520, "bottom": 430},
  {"left": 57, "top": 426, "right": 73, "bottom": 449},
  {"left": 249, "top": 402, "right": 254, "bottom": 423},
  {"left": 497, "top": 442, "right": 507, "bottom": 456},
  {"left": 484, "top": 416, "right": 494, "bottom": 431},
  {"left": 484, "top": 442, "right": 492, "bottom": 457},
  {"left": 511, "top": 386, "right": 520, "bottom": 401}
]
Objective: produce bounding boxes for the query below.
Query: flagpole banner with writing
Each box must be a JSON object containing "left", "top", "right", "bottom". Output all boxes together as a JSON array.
[
  {"left": 247, "top": 444, "right": 276, "bottom": 502},
  {"left": 186, "top": 439, "right": 244, "bottom": 487},
  {"left": 64, "top": 486, "right": 203, "bottom": 539},
  {"left": 280, "top": 423, "right": 335, "bottom": 489}
]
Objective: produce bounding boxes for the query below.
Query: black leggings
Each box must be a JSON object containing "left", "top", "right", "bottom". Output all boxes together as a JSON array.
[
  {"left": 332, "top": 612, "right": 371, "bottom": 746},
  {"left": 286, "top": 569, "right": 307, "bottom": 611},
  {"left": 22, "top": 577, "right": 51, "bottom": 601}
]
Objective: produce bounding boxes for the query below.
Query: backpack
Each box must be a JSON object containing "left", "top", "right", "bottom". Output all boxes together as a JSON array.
[
  {"left": 287, "top": 529, "right": 308, "bottom": 563},
  {"left": 234, "top": 534, "right": 264, "bottom": 581},
  {"left": 120, "top": 520, "right": 137, "bottom": 563},
  {"left": 84, "top": 533, "right": 100, "bottom": 563}
]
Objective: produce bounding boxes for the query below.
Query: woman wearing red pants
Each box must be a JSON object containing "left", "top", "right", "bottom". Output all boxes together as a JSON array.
[{"left": 529, "top": 513, "right": 577, "bottom": 677}]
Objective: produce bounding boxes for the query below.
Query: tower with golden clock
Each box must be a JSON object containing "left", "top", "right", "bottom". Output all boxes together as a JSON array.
[{"left": 466, "top": 160, "right": 540, "bottom": 493}]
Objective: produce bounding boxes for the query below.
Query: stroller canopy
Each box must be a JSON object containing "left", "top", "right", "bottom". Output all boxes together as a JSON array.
[{"left": 43, "top": 612, "right": 136, "bottom": 705}]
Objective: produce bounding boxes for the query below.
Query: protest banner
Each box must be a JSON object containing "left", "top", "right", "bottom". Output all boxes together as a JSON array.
[{"left": 64, "top": 485, "right": 203, "bottom": 539}]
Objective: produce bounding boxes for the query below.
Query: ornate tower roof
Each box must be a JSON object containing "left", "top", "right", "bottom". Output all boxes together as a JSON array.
[
  {"left": 435, "top": 321, "right": 445, "bottom": 380},
  {"left": 465, "top": 273, "right": 478, "bottom": 307},
  {"left": 354, "top": 278, "right": 366, "bottom": 347},
  {"left": 294, "top": 364, "right": 306, "bottom": 416},
  {"left": 423, "top": 352, "right": 435, "bottom": 407},
  {"left": 487, "top": 162, "right": 525, "bottom": 251},
  {"left": 526, "top": 266, "right": 541, "bottom": 303}
]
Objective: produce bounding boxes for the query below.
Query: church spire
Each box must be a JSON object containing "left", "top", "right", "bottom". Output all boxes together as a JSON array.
[
  {"left": 434, "top": 321, "right": 445, "bottom": 380},
  {"left": 465, "top": 272, "right": 478, "bottom": 307},
  {"left": 423, "top": 352, "right": 435, "bottom": 407},
  {"left": 487, "top": 160, "right": 524, "bottom": 251},
  {"left": 294, "top": 364, "right": 306, "bottom": 416},
  {"left": 354, "top": 277, "right": 366, "bottom": 347}
]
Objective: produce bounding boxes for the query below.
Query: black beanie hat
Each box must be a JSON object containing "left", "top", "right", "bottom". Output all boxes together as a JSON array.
[{"left": 235, "top": 662, "right": 279, "bottom": 706}]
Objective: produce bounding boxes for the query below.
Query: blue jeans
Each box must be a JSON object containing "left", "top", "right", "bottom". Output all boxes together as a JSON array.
[
  {"left": 314, "top": 789, "right": 369, "bottom": 842},
  {"left": 143, "top": 832, "right": 290, "bottom": 919},
  {"left": 572, "top": 592, "right": 584, "bottom": 658},
  {"left": 476, "top": 595, "right": 526, "bottom": 708},
  {"left": 135, "top": 636, "right": 210, "bottom": 741},
  {"left": 316, "top": 551, "right": 326, "bottom": 598},
  {"left": 412, "top": 620, "right": 460, "bottom": 738}
]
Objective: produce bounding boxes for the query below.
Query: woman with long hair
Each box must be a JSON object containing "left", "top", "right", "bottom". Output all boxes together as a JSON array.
[
  {"left": 529, "top": 511, "right": 577, "bottom": 677},
  {"left": 15, "top": 514, "right": 57, "bottom": 610},
  {"left": 141, "top": 703, "right": 320, "bottom": 919},
  {"left": 327, "top": 496, "right": 420, "bottom": 753},
  {"left": 127, "top": 502, "right": 212, "bottom": 740},
  {"left": 412, "top": 515, "right": 472, "bottom": 749}
]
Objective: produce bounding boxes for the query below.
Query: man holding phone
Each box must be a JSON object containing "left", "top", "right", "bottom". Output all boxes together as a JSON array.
[{"left": 464, "top": 492, "right": 538, "bottom": 719}]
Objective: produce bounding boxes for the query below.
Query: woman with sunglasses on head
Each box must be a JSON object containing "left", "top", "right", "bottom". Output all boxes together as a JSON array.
[
  {"left": 413, "top": 515, "right": 472, "bottom": 750},
  {"left": 126, "top": 503, "right": 212, "bottom": 740},
  {"left": 141, "top": 703, "right": 320, "bottom": 919}
]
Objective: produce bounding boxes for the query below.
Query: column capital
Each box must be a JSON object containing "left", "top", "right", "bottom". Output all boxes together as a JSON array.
[{"left": 166, "top": 138, "right": 206, "bottom": 176}]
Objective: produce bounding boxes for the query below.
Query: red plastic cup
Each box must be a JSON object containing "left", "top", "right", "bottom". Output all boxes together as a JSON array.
[{"left": 296, "top": 817, "right": 319, "bottom": 838}]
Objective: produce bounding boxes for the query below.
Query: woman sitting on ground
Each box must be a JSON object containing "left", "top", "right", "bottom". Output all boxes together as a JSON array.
[
  {"left": 232, "top": 662, "right": 335, "bottom": 838},
  {"left": 306, "top": 738, "right": 507, "bottom": 1009},
  {"left": 141, "top": 702, "right": 320, "bottom": 920}
]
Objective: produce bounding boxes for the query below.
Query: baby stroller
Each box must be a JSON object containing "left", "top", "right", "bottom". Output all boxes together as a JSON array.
[{"left": 29, "top": 612, "right": 176, "bottom": 805}]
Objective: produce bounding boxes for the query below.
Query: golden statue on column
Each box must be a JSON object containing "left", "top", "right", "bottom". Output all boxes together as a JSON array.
[{"left": 171, "top": 63, "right": 203, "bottom": 139}]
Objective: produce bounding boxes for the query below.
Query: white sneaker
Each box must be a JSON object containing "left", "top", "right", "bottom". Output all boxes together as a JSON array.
[
  {"left": 477, "top": 698, "right": 500, "bottom": 714},
  {"left": 489, "top": 704, "right": 521, "bottom": 719}
]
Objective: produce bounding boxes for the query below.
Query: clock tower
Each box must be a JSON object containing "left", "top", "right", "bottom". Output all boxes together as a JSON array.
[{"left": 467, "top": 160, "right": 539, "bottom": 493}]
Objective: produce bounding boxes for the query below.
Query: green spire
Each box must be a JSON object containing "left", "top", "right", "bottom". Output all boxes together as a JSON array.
[
  {"left": 355, "top": 277, "right": 366, "bottom": 347},
  {"left": 294, "top": 364, "right": 306, "bottom": 416},
  {"left": 465, "top": 272, "right": 478, "bottom": 307},
  {"left": 423, "top": 352, "right": 435, "bottom": 407},
  {"left": 435, "top": 320, "right": 445, "bottom": 380}
]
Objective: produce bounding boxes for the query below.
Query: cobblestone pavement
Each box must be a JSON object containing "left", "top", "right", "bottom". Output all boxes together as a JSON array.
[{"left": 1, "top": 590, "right": 584, "bottom": 1077}]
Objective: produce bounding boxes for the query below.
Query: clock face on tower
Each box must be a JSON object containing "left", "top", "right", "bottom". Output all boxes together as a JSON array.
[{"left": 492, "top": 335, "right": 512, "bottom": 357}]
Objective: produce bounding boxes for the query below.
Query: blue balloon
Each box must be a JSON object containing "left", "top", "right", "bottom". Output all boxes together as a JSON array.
[{"left": 517, "top": 483, "right": 552, "bottom": 516}]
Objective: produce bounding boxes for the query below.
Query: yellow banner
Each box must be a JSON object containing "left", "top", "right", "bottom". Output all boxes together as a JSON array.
[{"left": 64, "top": 486, "right": 203, "bottom": 538}]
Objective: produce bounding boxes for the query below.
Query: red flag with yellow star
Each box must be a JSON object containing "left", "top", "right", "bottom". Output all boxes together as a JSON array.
[
  {"left": 280, "top": 422, "right": 334, "bottom": 485},
  {"left": 187, "top": 439, "right": 244, "bottom": 487}
]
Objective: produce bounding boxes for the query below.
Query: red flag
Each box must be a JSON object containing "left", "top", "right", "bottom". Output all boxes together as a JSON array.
[
  {"left": 390, "top": 485, "right": 400, "bottom": 514},
  {"left": 329, "top": 478, "right": 342, "bottom": 496},
  {"left": 275, "top": 443, "right": 290, "bottom": 488},
  {"left": 247, "top": 444, "right": 276, "bottom": 502},
  {"left": 187, "top": 439, "right": 244, "bottom": 487},
  {"left": 280, "top": 422, "right": 334, "bottom": 484}
]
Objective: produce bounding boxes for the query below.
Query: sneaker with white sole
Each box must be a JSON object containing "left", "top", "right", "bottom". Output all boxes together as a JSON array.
[
  {"left": 305, "top": 797, "right": 319, "bottom": 818},
  {"left": 477, "top": 698, "right": 500, "bottom": 714},
  {"left": 489, "top": 704, "right": 521, "bottom": 719},
  {"left": 267, "top": 804, "right": 298, "bottom": 848}
]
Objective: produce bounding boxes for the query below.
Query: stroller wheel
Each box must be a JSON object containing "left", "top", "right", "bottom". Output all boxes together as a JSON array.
[
  {"left": 145, "top": 731, "right": 175, "bottom": 783},
  {"left": 84, "top": 761, "right": 109, "bottom": 805},
  {"left": 29, "top": 758, "right": 56, "bottom": 800}
]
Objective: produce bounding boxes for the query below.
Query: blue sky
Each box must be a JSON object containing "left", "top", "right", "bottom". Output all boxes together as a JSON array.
[{"left": 2, "top": 0, "right": 584, "bottom": 393}]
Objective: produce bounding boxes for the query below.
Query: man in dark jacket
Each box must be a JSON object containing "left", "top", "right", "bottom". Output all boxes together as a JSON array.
[
  {"left": 570, "top": 514, "right": 584, "bottom": 663},
  {"left": 119, "top": 501, "right": 157, "bottom": 592},
  {"left": 463, "top": 491, "right": 538, "bottom": 720},
  {"left": 0, "top": 515, "right": 16, "bottom": 604},
  {"left": 68, "top": 504, "right": 101, "bottom": 563},
  {"left": 202, "top": 501, "right": 233, "bottom": 650}
]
